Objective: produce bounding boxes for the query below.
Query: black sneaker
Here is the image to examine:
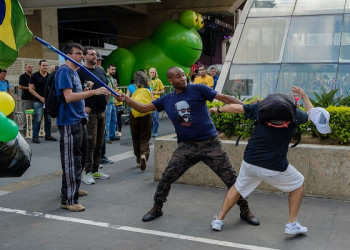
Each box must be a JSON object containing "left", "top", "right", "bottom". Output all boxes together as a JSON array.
[
  {"left": 32, "top": 137, "right": 40, "bottom": 144},
  {"left": 240, "top": 207, "right": 260, "bottom": 226},
  {"left": 142, "top": 205, "right": 163, "bottom": 222},
  {"left": 45, "top": 136, "right": 57, "bottom": 141}
]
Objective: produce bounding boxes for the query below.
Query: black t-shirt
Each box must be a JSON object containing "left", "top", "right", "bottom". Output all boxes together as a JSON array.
[
  {"left": 243, "top": 103, "right": 308, "bottom": 172},
  {"left": 19, "top": 73, "right": 34, "bottom": 100},
  {"left": 77, "top": 66, "right": 108, "bottom": 114},
  {"left": 29, "top": 71, "right": 49, "bottom": 102}
]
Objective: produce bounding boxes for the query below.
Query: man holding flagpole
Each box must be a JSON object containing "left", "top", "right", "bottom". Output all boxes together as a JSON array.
[{"left": 55, "top": 43, "right": 109, "bottom": 212}]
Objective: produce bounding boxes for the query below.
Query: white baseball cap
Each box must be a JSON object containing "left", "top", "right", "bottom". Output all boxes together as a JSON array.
[{"left": 308, "top": 107, "right": 331, "bottom": 134}]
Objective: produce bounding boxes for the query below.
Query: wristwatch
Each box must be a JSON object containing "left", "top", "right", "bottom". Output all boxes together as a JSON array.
[{"left": 217, "top": 106, "right": 222, "bottom": 113}]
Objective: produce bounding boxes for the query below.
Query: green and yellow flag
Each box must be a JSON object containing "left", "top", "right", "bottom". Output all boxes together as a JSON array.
[{"left": 0, "top": 0, "right": 33, "bottom": 69}]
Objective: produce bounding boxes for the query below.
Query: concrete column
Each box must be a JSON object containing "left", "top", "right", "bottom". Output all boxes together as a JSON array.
[
  {"left": 40, "top": 7, "right": 59, "bottom": 60},
  {"left": 19, "top": 8, "right": 58, "bottom": 60}
]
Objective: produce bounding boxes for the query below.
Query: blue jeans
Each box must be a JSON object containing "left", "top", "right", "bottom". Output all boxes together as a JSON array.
[
  {"left": 33, "top": 102, "right": 52, "bottom": 138},
  {"left": 105, "top": 103, "right": 117, "bottom": 140},
  {"left": 152, "top": 109, "right": 159, "bottom": 134}
]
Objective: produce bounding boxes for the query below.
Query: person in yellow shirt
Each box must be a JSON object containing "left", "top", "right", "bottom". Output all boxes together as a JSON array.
[
  {"left": 149, "top": 67, "right": 165, "bottom": 137},
  {"left": 193, "top": 65, "right": 214, "bottom": 88},
  {"left": 130, "top": 71, "right": 153, "bottom": 171}
]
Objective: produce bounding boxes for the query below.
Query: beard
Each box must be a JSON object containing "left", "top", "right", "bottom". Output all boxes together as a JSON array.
[{"left": 87, "top": 58, "right": 97, "bottom": 66}]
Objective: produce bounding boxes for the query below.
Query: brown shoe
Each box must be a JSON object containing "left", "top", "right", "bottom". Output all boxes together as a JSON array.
[
  {"left": 78, "top": 190, "right": 88, "bottom": 197},
  {"left": 140, "top": 155, "right": 147, "bottom": 171},
  {"left": 61, "top": 203, "right": 85, "bottom": 212},
  {"left": 240, "top": 206, "right": 260, "bottom": 226}
]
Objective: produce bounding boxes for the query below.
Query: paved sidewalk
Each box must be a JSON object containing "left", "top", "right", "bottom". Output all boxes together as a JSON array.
[{"left": 0, "top": 117, "right": 349, "bottom": 250}]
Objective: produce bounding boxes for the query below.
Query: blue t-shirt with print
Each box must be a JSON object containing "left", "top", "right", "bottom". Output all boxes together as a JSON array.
[
  {"left": 55, "top": 65, "right": 87, "bottom": 126},
  {"left": 243, "top": 103, "right": 308, "bottom": 171},
  {"left": 152, "top": 84, "right": 218, "bottom": 142},
  {"left": 0, "top": 79, "right": 10, "bottom": 92}
]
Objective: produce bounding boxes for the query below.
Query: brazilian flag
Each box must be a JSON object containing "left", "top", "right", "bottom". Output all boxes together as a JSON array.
[{"left": 0, "top": 0, "right": 32, "bottom": 69}]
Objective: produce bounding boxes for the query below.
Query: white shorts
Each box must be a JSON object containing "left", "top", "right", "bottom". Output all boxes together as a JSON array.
[{"left": 235, "top": 160, "right": 304, "bottom": 198}]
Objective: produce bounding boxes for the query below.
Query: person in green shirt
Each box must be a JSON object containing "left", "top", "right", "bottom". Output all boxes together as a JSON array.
[{"left": 105, "top": 64, "right": 119, "bottom": 142}]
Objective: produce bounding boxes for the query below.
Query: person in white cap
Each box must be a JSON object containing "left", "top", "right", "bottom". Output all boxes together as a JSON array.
[{"left": 209, "top": 86, "right": 314, "bottom": 235}]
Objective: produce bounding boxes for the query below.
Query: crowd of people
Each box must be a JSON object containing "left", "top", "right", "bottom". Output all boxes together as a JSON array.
[{"left": 0, "top": 43, "right": 313, "bottom": 236}]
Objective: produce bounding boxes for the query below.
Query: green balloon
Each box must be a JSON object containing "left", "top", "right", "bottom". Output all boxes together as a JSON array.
[
  {"left": 0, "top": 111, "right": 7, "bottom": 128},
  {"left": 103, "top": 48, "right": 135, "bottom": 86},
  {"left": 104, "top": 10, "right": 203, "bottom": 86},
  {"left": 179, "top": 10, "right": 204, "bottom": 30},
  {"left": 0, "top": 118, "right": 18, "bottom": 142}
]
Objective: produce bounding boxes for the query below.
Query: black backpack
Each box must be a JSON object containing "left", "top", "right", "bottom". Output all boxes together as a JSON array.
[
  {"left": 258, "top": 93, "right": 297, "bottom": 128},
  {"left": 44, "top": 65, "right": 72, "bottom": 118},
  {"left": 236, "top": 93, "right": 301, "bottom": 147}
]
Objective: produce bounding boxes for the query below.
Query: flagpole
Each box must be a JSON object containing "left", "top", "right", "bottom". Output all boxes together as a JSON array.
[{"left": 34, "top": 36, "right": 119, "bottom": 97}]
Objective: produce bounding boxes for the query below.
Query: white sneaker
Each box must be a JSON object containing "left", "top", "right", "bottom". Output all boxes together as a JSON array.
[
  {"left": 285, "top": 221, "right": 308, "bottom": 235},
  {"left": 83, "top": 173, "right": 95, "bottom": 185},
  {"left": 92, "top": 171, "right": 110, "bottom": 180},
  {"left": 117, "top": 132, "right": 122, "bottom": 137},
  {"left": 211, "top": 216, "right": 224, "bottom": 231}
]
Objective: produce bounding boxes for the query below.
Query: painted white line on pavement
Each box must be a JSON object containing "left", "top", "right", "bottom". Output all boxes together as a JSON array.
[
  {"left": 108, "top": 145, "right": 154, "bottom": 162},
  {"left": 0, "top": 206, "right": 278, "bottom": 250},
  {"left": 0, "top": 191, "right": 10, "bottom": 196}
]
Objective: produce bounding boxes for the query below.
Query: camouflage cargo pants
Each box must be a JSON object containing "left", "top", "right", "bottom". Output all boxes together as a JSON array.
[{"left": 154, "top": 136, "right": 248, "bottom": 208}]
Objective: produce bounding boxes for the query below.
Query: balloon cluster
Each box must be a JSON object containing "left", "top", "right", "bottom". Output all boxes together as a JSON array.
[{"left": 0, "top": 92, "right": 18, "bottom": 142}]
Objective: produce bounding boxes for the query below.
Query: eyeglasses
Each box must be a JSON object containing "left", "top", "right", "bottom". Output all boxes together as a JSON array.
[
  {"left": 178, "top": 108, "right": 191, "bottom": 113},
  {"left": 87, "top": 53, "right": 97, "bottom": 56}
]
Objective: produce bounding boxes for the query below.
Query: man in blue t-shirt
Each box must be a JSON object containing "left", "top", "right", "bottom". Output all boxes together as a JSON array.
[
  {"left": 210, "top": 67, "right": 219, "bottom": 90},
  {"left": 55, "top": 43, "right": 109, "bottom": 212},
  {"left": 209, "top": 86, "right": 313, "bottom": 235},
  {"left": 0, "top": 69, "right": 16, "bottom": 99},
  {"left": 121, "top": 66, "right": 259, "bottom": 226}
]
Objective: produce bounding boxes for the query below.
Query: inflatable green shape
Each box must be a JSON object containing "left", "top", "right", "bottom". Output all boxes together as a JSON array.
[
  {"left": 0, "top": 115, "right": 18, "bottom": 142},
  {"left": 103, "top": 10, "right": 204, "bottom": 86}
]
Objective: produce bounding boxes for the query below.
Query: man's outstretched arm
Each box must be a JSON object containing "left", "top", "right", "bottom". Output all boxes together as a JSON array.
[
  {"left": 292, "top": 86, "right": 313, "bottom": 113},
  {"left": 120, "top": 92, "right": 156, "bottom": 113},
  {"left": 215, "top": 93, "right": 244, "bottom": 105},
  {"left": 210, "top": 103, "right": 245, "bottom": 114}
]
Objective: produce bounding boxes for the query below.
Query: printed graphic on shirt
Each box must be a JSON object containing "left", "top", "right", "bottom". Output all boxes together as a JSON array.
[
  {"left": 175, "top": 100, "right": 192, "bottom": 127},
  {"left": 72, "top": 73, "right": 82, "bottom": 92}
]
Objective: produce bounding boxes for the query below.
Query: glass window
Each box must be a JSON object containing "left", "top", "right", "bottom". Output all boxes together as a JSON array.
[
  {"left": 294, "top": 0, "right": 346, "bottom": 15},
  {"left": 249, "top": 0, "right": 296, "bottom": 17},
  {"left": 346, "top": 0, "right": 350, "bottom": 13},
  {"left": 233, "top": 18, "right": 289, "bottom": 63},
  {"left": 277, "top": 64, "right": 338, "bottom": 99},
  {"left": 340, "top": 15, "right": 350, "bottom": 62},
  {"left": 283, "top": 15, "right": 342, "bottom": 63},
  {"left": 222, "top": 64, "right": 280, "bottom": 98},
  {"left": 336, "top": 64, "right": 350, "bottom": 96}
]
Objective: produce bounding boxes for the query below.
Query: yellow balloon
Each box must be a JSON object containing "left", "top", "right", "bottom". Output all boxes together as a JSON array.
[{"left": 0, "top": 91, "right": 15, "bottom": 116}]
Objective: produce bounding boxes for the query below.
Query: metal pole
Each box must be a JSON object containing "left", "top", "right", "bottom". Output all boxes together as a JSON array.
[{"left": 34, "top": 36, "right": 119, "bottom": 97}]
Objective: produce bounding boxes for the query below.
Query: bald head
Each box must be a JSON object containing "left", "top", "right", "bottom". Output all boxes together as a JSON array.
[
  {"left": 167, "top": 66, "right": 182, "bottom": 78},
  {"left": 167, "top": 66, "right": 187, "bottom": 93}
]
